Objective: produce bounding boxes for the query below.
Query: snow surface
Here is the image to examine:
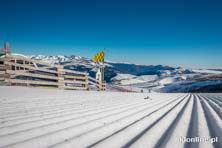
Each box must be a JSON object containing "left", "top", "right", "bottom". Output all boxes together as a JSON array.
[
  {"left": 136, "top": 75, "right": 158, "bottom": 82},
  {"left": 111, "top": 74, "right": 136, "bottom": 81},
  {"left": 192, "top": 69, "right": 222, "bottom": 74},
  {"left": 112, "top": 74, "right": 159, "bottom": 85},
  {"left": 158, "top": 77, "right": 177, "bottom": 85},
  {"left": 0, "top": 86, "right": 221, "bottom": 148}
]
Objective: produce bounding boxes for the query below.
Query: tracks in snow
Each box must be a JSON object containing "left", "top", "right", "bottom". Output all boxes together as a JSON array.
[{"left": 0, "top": 87, "right": 221, "bottom": 148}]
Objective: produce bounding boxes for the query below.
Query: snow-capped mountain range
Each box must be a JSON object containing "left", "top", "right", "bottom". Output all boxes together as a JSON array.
[{"left": 29, "top": 55, "right": 222, "bottom": 93}]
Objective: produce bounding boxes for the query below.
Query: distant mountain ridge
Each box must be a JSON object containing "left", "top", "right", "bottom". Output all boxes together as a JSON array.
[
  {"left": 29, "top": 55, "right": 190, "bottom": 82},
  {"left": 29, "top": 55, "right": 222, "bottom": 92}
]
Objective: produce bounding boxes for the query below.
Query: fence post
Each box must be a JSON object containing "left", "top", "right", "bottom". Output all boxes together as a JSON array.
[
  {"left": 85, "top": 73, "right": 89, "bottom": 90},
  {"left": 100, "top": 65, "right": 105, "bottom": 91},
  {"left": 0, "top": 58, "right": 6, "bottom": 81},
  {"left": 98, "top": 79, "right": 102, "bottom": 91},
  {"left": 57, "top": 65, "right": 64, "bottom": 89},
  {"left": 102, "top": 82, "right": 106, "bottom": 91},
  {"left": 4, "top": 56, "right": 11, "bottom": 85}
]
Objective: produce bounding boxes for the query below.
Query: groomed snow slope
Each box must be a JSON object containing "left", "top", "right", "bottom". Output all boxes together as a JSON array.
[{"left": 0, "top": 87, "right": 221, "bottom": 148}]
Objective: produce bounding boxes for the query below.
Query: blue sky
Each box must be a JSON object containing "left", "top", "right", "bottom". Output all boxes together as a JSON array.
[{"left": 0, "top": 0, "right": 222, "bottom": 68}]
